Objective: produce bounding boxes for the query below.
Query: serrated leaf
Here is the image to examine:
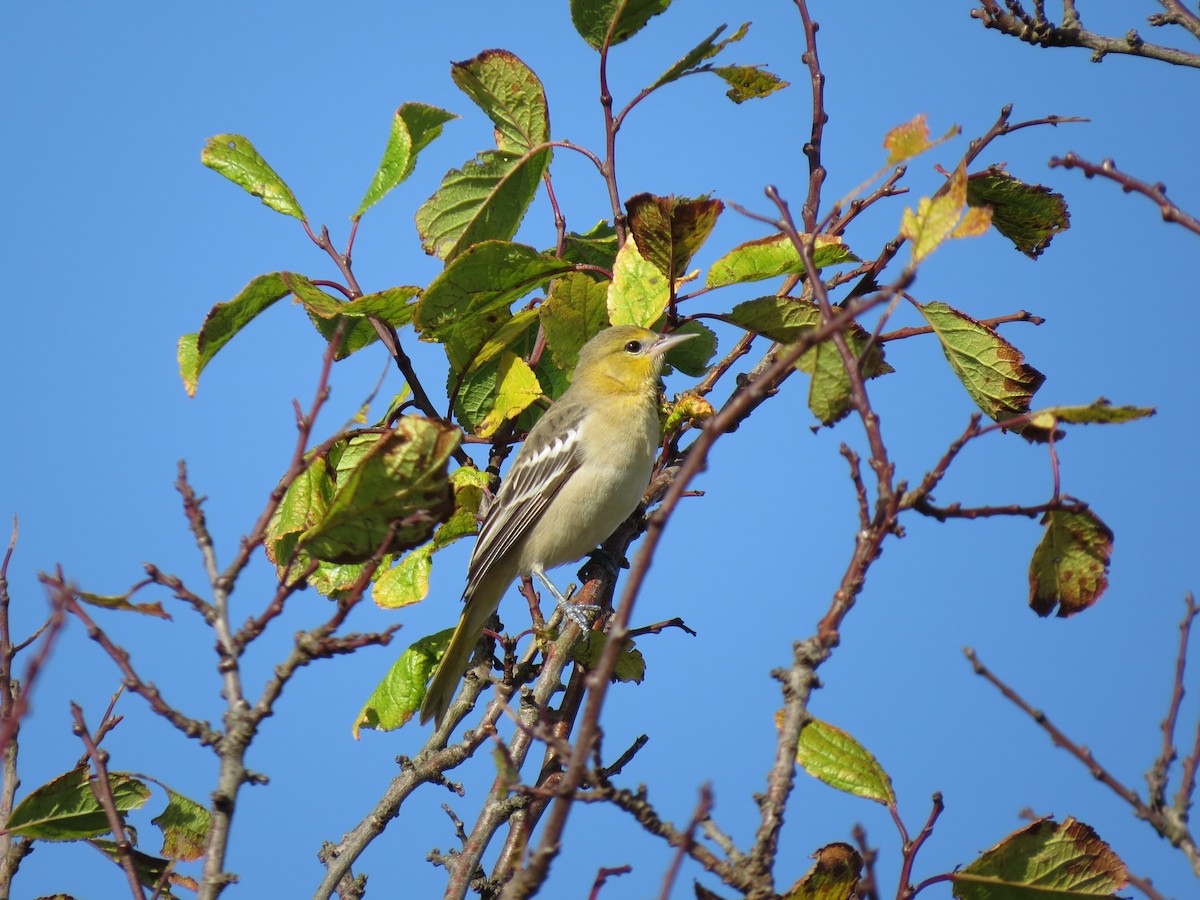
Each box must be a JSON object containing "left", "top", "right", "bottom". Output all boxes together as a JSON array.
[
  {"left": 626, "top": 193, "right": 723, "bottom": 287},
  {"left": 952, "top": 817, "right": 1127, "bottom": 899},
  {"left": 798, "top": 330, "right": 893, "bottom": 426},
  {"left": 918, "top": 301, "right": 1044, "bottom": 424},
  {"left": 300, "top": 417, "right": 459, "bottom": 564},
  {"left": 713, "top": 65, "right": 789, "bottom": 103},
  {"left": 783, "top": 843, "right": 863, "bottom": 900},
  {"left": 571, "top": 632, "right": 646, "bottom": 683},
  {"left": 179, "top": 272, "right": 291, "bottom": 396},
  {"left": 452, "top": 50, "right": 549, "bottom": 153},
  {"left": 1026, "top": 399, "right": 1155, "bottom": 432},
  {"left": 476, "top": 351, "right": 543, "bottom": 437},
  {"left": 266, "top": 456, "right": 335, "bottom": 571},
  {"left": 74, "top": 590, "right": 169, "bottom": 619},
  {"left": 353, "top": 628, "right": 455, "bottom": 737},
  {"left": 608, "top": 238, "right": 669, "bottom": 328},
  {"left": 706, "top": 234, "right": 858, "bottom": 289},
  {"left": 901, "top": 164, "right": 969, "bottom": 262},
  {"left": 665, "top": 320, "right": 717, "bottom": 376},
  {"left": 560, "top": 220, "right": 619, "bottom": 272},
  {"left": 651, "top": 22, "right": 750, "bottom": 90},
  {"left": 7, "top": 767, "right": 151, "bottom": 841},
  {"left": 1029, "top": 508, "right": 1113, "bottom": 617},
  {"left": 882, "top": 115, "right": 960, "bottom": 166},
  {"left": 967, "top": 167, "right": 1071, "bottom": 260},
  {"left": 726, "top": 295, "right": 823, "bottom": 342},
  {"left": 151, "top": 787, "right": 211, "bottom": 861},
  {"left": 287, "top": 272, "right": 419, "bottom": 363},
  {"left": 373, "top": 544, "right": 434, "bottom": 609},
  {"left": 794, "top": 718, "right": 895, "bottom": 805},
  {"left": 462, "top": 307, "right": 541, "bottom": 373},
  {"left": 570, "top": 0, "right": 672, "bottom": 50},
  {"left": 541, "top": 273, "right": 612, "bottom": 372},
  {"left": 415, "top": 241, "right": 573, "bottom": 344},
  {"left": 312, "top": 316, "right": 384, "bottom": 360},
  {"left": 356, "top": 102, "right": 457, "bottom": 219},
  {"left": 201, "top": 134, "right": 304, "bottom": 219},
  {"left": 416, "top": 147, "right": 550, "bottom": 262},
  {"left": 452, "top": 351, "right": 545, "bottom": 436}
]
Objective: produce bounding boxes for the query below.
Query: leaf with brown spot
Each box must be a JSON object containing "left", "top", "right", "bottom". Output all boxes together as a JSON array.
[
  {"left": 783, "top": 843, "right": 863, "bottom": 900},
  {"left": 626, "top": 193, "right": 723, "bottom": 288},
  {"left": 968, "top": 166, "right": 1070, "bottom": 259},
  {"left": 918, "top": 301, "right": 1044, "bottom": 428},
  {"left": 1029, "top": 508, "right": 1113, "bottom": 617},
  {"left": 952, "top": 816, "right": 1127, "bottom": 898}
]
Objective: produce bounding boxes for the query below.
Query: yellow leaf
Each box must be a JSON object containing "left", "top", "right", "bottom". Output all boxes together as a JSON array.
[{"left": 476, "top": 351, "right": 543, "bottom": 437}]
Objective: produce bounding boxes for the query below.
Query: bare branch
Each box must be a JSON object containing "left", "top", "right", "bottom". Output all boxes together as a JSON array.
[{"left": 1050, "top": 153, "right": 1200, "bottom": 236}]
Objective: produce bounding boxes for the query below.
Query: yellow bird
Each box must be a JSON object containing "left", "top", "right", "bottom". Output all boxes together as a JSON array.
[{"left": 420, "top": 325, "right": 696, "bottom": 727}]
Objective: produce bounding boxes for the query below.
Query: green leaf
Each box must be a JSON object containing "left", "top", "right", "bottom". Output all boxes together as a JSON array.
[
  {"left": 416, "top": 147, "right": 551, "bottom": 262},
  {"left": 451, "top": 50, "right": 549, "bottom": 153},
  {"left": 1026, "top": 399, "right": 1155, "bottom": 433},
  {"left": 570, "top": 0, "right": 672, "bottom": 50},
  {"left": 571, "top": 632, "right": 646, "bottom": 683},
  {"left": 1029, "top": 508, "right": 1113, "bottom": 618},
  {"left": 783, "top": 843, "right": 864, "bottom": 900},
  {"left": 952, "top": 817, "right": 1128, "bottom": 899},
  {"left": 626, "top": 193, "right": 723, "bottom": 287},
  {"left": 282, "top": 273, "right": 418, "bottom": 359},
  {"left": 285, "top": 274, "right": 420, "bottom": 361},
  {"left": 651, "top": 22, "right": 750, "bottom": 90},
  {"left": 150, "top": 787, "right": 211, "bottom": 861},
  {"left": 540, "top": 273, "right": 612, "bottom": 372},
  {"left": 353, "top": 628, "right": 455, "bottom": 737},
  {"left": 477, "top": 351, "right": 543, "bottom": 437},
  {"left": 265, "top": 456, "right": 335, "bottom": 574},
  {"left": 608, "top": 238, "right": 669, "bottom": 328},
  {"left": 415, "top": 240, "right": 573, "bottom": 347},
  {"left": 300, "top": 417, "right": 460, "bottom": 564},
  {"left": 355, "top": 102, "right": 457, "bottom": 219},
  {"left": 728, "top": 297, "right": 890, "bottom": 424},
  {"left": 799, "top": 332, "right": 892, "bottom": 427},
  {"left": 91, "top": 839, "right": 196, "bottom": 895},
  {"left": 726, "top": 295, "right": 823, "bottom": 342},
  {"left": 706, "top": 234, "right": 858, "bottom": 289},
  {"left": 7, "top": 767, "right": 151, "bottom": 841},
  {"left": 201, "top": 134, "right": 304, "bottom": 220},
  {"left": 179, "top": 272, "right": 291, "bottom": 396},
  {"left": 74, "top": 590, "right": 169, "bottom": 619},
  {"left": 918, "top": 300, "right": 1045, "bottom": 426},
  {"left": 967, "top": 166, "right": 1071, "bottom": 260},
  {"left": 560, "top": 221, "right": 620, "bottom": 272},
  {"left": 461, "top": 307, "right": 541, "bottom": 373},
  {"left": 713, "top": 65, "right": 789, "bottom": 103},
  {"left": 794, "top": 718, "right": 895, "bottom": 805},
  {"left": 665, "top": 320, "right": 717, "bottom": 376},
  {"left": 373, "top": 544, "right": 435, "bottom": 609},
  {"left": 452, "top": 350, "right": 547, "bottom": 436}
]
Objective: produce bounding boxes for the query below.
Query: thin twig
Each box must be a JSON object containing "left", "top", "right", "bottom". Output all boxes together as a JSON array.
[
  {"left": 71, "top": 703, "right": 145, "bottom": 898},
  {"left": 1051, "top": 153, "right": 1200, "bottom": 237}
]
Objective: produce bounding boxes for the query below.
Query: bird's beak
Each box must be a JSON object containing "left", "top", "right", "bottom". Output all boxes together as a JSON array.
[{"left": 650, "top": 330, "right": 699, "bottom": 358}]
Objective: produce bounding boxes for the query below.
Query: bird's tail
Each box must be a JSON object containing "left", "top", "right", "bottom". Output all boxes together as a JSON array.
[{"left": 419, "top": 583, "right": 504, "bottom": 727}]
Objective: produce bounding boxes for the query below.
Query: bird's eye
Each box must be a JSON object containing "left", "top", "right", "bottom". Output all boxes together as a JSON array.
[{"left": 624, "top": 340, "right": 642, "bottom": 353}]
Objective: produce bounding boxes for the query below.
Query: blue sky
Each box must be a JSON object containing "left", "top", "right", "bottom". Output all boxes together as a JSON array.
[{"left": 2, "top": 1, "right": 1198, "bottom": 897}]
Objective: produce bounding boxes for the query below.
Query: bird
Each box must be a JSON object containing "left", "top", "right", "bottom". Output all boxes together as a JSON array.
[{"left": 419, "top": 325, "right": 697, "bottom": 727}]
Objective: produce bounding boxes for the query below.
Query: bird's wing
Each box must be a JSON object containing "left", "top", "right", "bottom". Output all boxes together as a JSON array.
[{"left": 465, "top": 415, "right": 585, "bottom": 590}]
